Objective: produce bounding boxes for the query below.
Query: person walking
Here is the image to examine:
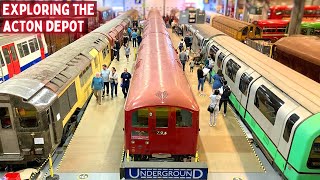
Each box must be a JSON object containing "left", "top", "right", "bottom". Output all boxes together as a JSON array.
[
  {"left": 123, "top": 31, "right": 129, "bottom": 46},
  {"left": 113, "top": 39, "right": 121, "bottom": 61},
  {"left": 131, "top": 30, "right": 138, "bottom": 47},
  {"left": 179, "top": 50, "right": 187, "bottom": 72},
  {"left": 212, "top": 69, "right": 224, "bottom": 90},
  {"left": 208, "top": 89, "right": 221, "bottom": 127},
  {"left": 177, "top": 38, "right": 186, "bottom": 53},
  {"left": 91, "top": 72, "right": 104, "bottom": 105},
  {"left": 124, "top": 44, "right": 131, "bottom": 62},
  {"left": 197, "top": 65, "right": 205, "bottom": 95},
  {"left": 189, "top": 58, "right": 195, "bottom": 72},
  {"left": 101, "top": 64, "right": 111, "bottom": 97},
  {"left": 137, "top": 33, "right": 142, "bottom": 47},
  {"left": 109, "top": 67, "right": 118, "bottom": 99},
  {"left": 219, "top": 80, "right": 231, "bottom": 117},
  {"left": 127, "top": 27, "right": 132, "bottom": 41},
  {"left": 121, "top": 68, "right": 132, "bottom": 98}
]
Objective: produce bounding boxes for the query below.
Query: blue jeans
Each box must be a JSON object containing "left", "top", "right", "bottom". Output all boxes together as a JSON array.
[
  {"left": 111, "top": 82, "right": 118, "bottom": 97},
  {"left": 198, "top": 78, "right": 204, "bottom": 91}
]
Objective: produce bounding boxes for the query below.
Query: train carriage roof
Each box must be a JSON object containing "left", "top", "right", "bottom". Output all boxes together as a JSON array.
[
  {"left": 0, "top": 34, "right": 37, "bottom": 46},
  {"left": 274, "top": 35, "right": 320, "bottom": 66},
  {"left": 190, "top": 24, "right": 226, "bottom": 39},
  {"left": 212, "top": 16, "right": 252, "bottom": 31},
  {"left": 0, "top": 10, "right": 138, "bottom": 111},
  {"left": 125, "top": 34, "right": 199, "bottom": 112},
  {"left": 213, "top": 35, "right": 320, "bottom": 114}
]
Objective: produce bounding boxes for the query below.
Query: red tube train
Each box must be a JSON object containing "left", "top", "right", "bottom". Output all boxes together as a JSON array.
[{"left": 124, "top": 10, "right": 200, "bottom": 161}]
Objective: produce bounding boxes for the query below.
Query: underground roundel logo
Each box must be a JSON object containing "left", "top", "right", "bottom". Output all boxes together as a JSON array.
[{"left": 156, "top": 91, "right": 168, "bottom": 103}]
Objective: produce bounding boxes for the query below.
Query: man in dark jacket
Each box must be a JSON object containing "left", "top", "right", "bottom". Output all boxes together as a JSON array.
[
  {"left": 219, "top": 80, "right": 231, "bottom": 116},
  {"left": 114, "top": 39, "right": 121, "bottom": 61}
]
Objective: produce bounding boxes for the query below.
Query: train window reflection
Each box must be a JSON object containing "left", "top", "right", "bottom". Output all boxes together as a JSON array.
[
  {"left": 239, "top": 73, "right": 253, "bottom": 96},
  {"left": 254, "top": 85, "right": 284, "bottom": 125},
  {"left": 255, "top": 27, "right": 261, "bottom": 36},
  {"left": 308, "top": 136, "right": 320, "bottom": 169},
  {"left": 3, "top": 49, "right": 11, "bottom": 65},
  {"left": 225, "top": 59, "right": 241, "bottom": 82},
  {"left": 242, "top": 27, "right": 248, "bottom": 36},
  {"left": 17, "top": 108, "right": 38, "bottom": 128},
  {"left": 283, "top": 113, "right": 299, "bottom": 142},
  {"left": 0, "top": 107, "right": 12, "bottom": 129},
  {"left": 132, "top": 108, "right": 149, "bottom": 127},
  {"left": 209, "top": 45, "right": 219, "bottom": 61},
  {"left": 217, "top": 52, "right": 225, "bottom": 69},
  {"left": 176, "top": 108, "right": 192, "bottom": 127},
  {"left": 156, "top": 108, "right": 168, "bottom": 128}
]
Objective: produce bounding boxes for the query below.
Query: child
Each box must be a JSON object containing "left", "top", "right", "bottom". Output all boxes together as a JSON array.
[
  {"left": 185, "top": 47, "right": 190, "bottom": 61},
  {"left": 189, "top": 59, "right": 195, "bottom": 72}
]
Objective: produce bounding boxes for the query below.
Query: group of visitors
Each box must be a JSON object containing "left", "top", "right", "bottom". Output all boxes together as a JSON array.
[
  {"left": 126, "top": 26, "right": 142, "bottom": 48},
  {"left": 91, "top": 65, "right": 132, "bottom": 105}
]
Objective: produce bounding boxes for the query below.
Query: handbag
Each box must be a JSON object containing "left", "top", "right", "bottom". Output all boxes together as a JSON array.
[{"left": 207, "top": 102, "right": 217, "bottom": 113}]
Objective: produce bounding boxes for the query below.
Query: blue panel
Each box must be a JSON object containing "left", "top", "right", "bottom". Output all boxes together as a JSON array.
[{"left": 125, "top": 168, "right": 208, "bottom": 179}]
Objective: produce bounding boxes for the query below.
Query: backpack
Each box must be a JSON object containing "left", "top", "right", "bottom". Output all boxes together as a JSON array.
[{"left": 222, "top": 85, "right": 231, "bottom": 98}]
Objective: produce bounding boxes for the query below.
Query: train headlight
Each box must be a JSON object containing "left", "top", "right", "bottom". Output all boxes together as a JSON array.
[
  {"left": 131, "top": 140, "right": 135, "bottom": 144},
  {"left": 145, "top": 141, "right": 149, "bottom": 145}
]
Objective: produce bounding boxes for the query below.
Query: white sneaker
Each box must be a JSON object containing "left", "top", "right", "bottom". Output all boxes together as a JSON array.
[
  {"left": 213, "top": 123, "right": 216, "bottom": 127},
  {"left": 209, "top": 123, "right": 213, "bottom": 127},
  {"left": 223, "top": 114, "right": 226, "bottom": 117}
]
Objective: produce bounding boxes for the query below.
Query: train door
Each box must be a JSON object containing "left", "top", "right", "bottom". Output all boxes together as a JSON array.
[
  {"left": 238, "top": 70, "right": 260, "bottom": 118},
  {"left": 149, "top": 107, "right": 172, "bottom": 155},
  {"left": 2, "top": 44, "right": 20, "bottom": 78},
  {"left": 37, "top": 34, "right": 46, "bottom": 60},
  {"left": 0, "top": 50, "right": 6, "bottom": 83},
  {"left": 0, "top": 104, "right": 20, "bottom": 155}
]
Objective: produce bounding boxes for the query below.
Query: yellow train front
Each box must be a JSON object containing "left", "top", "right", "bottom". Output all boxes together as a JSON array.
[
  {"left": 210, "top": 15, "right": 262, "bottom": 41},
  {"left": 0, "top": 10, "right": 138, "bottom": 165}
]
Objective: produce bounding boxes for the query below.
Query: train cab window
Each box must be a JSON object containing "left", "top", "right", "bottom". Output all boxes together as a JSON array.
[
  {"left": 255, "top": 27, "right": 261, "bottom": 36},
  {"left": 307, "top": 136, "right": 320, "bottom": 169},
  {"left": 0, "top": 51, "right": 5, "bottom": 66},
  {"left": 242, "top": 27, "right": 248, "bottom": 36},
  {"left": 239, "top": 73, "right": 253, "bottom": 96},
  {"left": 176, "top": 108, "right": 192, "bottom": 127},
  {"left": 0, "top": 107, "right": 12, "bottom": 129},
  {"left": 156, "top": 108, "right": 168, "bottom": 128},
  {"left": 17, "top": 44, "right": 24, "bottom": 58},
  {"left": 217, "top": 52, "right": 225, "bottom": 69},
  {"left": 209, "top": 45, "right": 219, "bottom": 61},
  {"left": 33, "top": 38, "right": 39, "bottom": 51},
  {"left": 283, "top": 114, "right": 299, "bottom": 142},
  {"left": 132, "top": 108, "right": 149, "bottom": 127},
  {"left": 2, "top": 49, "right": 11, "bottom": 64},
  {"left": 254, "top": 85, "right": 284, "bottom": 125},
  {"left": 17, "top": 108, "right": 38, "bottom": 128},
  {"left": 94, "top": 56, "right": 99, "bottom": 68},
  {"left": 225, "top": 59, "right": 241, "bottom": 82}
]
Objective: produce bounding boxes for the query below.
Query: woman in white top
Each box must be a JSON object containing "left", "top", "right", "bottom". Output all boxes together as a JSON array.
[
  {"left": 208, "top": 89, "right": 221, "bottom": 127},
  {"left": 109, "top": 67, "right": 118, "bottom": 99}
]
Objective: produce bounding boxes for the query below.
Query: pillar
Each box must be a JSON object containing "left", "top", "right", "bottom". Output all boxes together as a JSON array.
[
  {"left": 234, "top": 0, "right": 239, "bottom": 19},
  {"left": 163, "top": 0, "right": 166, "bottom": 16},
  {"left": 223, "top": 0, "right": 229, "bottom": 16},
  {"left": 288, "top": 0, "right": 305, "bottom": 36}
]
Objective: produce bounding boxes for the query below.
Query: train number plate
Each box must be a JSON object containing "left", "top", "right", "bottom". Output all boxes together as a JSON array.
[{"left": 156, "top": 131, "right": 167, "bottom": 135}]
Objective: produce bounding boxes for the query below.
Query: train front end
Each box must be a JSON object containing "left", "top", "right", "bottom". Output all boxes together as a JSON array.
[{"left": 0, "top": 79, "right": 60, "bottom": 164}]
